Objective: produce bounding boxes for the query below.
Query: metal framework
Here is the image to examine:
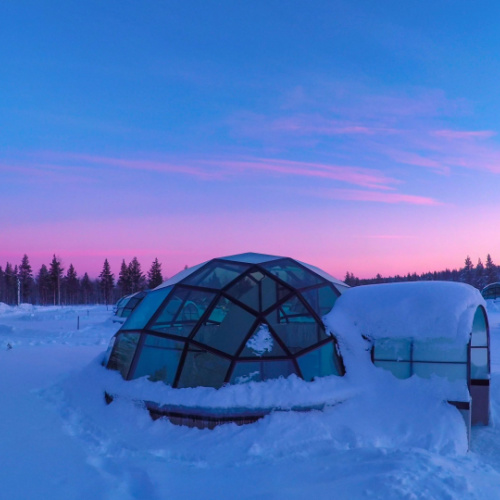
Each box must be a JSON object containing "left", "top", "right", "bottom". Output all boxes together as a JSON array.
[{"left": 106, "top": 254, "right": 347, "bottom": 389}]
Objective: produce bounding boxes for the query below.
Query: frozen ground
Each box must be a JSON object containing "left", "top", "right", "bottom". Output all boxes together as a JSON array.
[{"left": 1, "top": 302, "right": 500, "bottom": 499}]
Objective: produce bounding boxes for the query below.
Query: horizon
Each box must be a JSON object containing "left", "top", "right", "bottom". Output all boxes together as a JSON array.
[
  {"left": 0, "top": 250, "right": 493, "bottom": 283},
  {"left": 3, "top": 2, "right": 500, "bottom": 278}
]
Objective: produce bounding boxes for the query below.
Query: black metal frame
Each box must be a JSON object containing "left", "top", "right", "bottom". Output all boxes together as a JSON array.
[{"left": 108, "top": 256, "right": 346, "bottom": 388}]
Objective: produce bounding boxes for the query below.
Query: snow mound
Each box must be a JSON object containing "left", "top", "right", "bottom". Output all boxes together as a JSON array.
[{"left": 326, "top": 281, "right": 484, "bottom": 344}]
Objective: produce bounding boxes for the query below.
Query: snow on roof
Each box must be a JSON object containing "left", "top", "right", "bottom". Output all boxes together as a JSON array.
[
  {"left": 156, "top": 253, "right": 346, "bottom": 289},
  {"left": 156, "top": 261, "right": 208, "bottom": 289},
  {"left": 325, "top": 281, "right": 485, "bottom": 345}
]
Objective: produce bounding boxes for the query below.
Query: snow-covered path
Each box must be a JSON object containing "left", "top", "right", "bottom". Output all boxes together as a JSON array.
[{"left": 1, "top": 304, "right": 500, "bottom": 499}]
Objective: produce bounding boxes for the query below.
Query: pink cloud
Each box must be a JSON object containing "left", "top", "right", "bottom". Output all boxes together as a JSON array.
[
  {"left": 433, "top": 129, "right": 496, "bottom": 140},
  {"left": 383, "top": 150, "right": 450, "bottom": 174},
  {"left": 204, "top": 158, "right": 399, "bottom": 190},
  {"left": 50, "top": 153, "right": 225, "bottom": 180},
  {"left": 315, "top": 188, "right": 440, "bottom": 206},
  {"left": 33, "top": 152, "right": 399, "bottom": 190}
]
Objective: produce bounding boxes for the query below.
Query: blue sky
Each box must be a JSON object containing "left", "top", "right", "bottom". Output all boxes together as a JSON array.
[{"left": 2, "top": 1, "right": 500, "bottom": 279}]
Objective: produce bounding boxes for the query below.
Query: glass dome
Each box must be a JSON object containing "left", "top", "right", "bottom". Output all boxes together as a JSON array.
[{"left": 106, "top": 253, "right": 347, "bottom": 388}]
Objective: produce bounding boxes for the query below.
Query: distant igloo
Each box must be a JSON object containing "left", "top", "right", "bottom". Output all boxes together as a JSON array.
[{"left": 105, "top": 253, "right": 348, "bottom": 392}]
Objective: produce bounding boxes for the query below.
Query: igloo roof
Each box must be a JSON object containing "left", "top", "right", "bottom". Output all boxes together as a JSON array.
[{"left": 106, "top": 253, "right": 347, "bottom": 389}]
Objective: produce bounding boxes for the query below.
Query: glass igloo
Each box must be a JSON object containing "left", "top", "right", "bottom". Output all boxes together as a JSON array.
[{"left": 106, "top": 253, "right": 348, "bottom": 389}]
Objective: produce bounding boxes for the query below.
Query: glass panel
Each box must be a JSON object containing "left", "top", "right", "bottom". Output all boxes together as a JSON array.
[
  {"left": 177, "top": 348, "right": 231, "bottom": 388},
  {"left": 471, "top": 348, "right": 489, "bottom": 379},
  {"left": 194, "top": 297, "right": 257, "bottom": 355},
  {"left": 412, "top": 362, "right": 467, "bottom": 382},
  {"left": 122, "top": 287, "right": 172, "bottom": 331},
  {"left": 261, "top": 275, "right": 277, "bottom": 311},
  {"left": 372, "top": 339, "right": 411, "bottom": 362},
  {"left": 277, "top": 295, "right": 315, "bottom": 323},
  {"left": 260, "top": 259, "right": 323, "bottom": 289},
  {"left": 297, "top": 341, "right": 342, "bottom": 381},
  {"left": 106, "top": 333, "right": 140, "bottom": 379},
  {"left": 102, "top": 336, "right": 116, "bottom": 366},
  {"left": 302, "top": 286, "right": 338, "bottom": 319},
  {"left": 230, "top": 362, "right": 262, "bottom": 384},
  {"left": 221, "top": 253, "right": 281, "bottom": 264},
  {"left": 229, "top": 360, "right": 297, "bottom": 384},
  {"left": 183, "top": 261, "right": 250, "bottom": 289},
  {"left": 132, "top": 335, "right": 184, "bottom": 385},
  {"left": 150, "top": 288, "right": 215, "bottom": 337},
  {"left": 267, "top": 319, "right": 325, "bottom": 354},
  {"left": 240, "top": 324, "right": 287, "bottom": 357},
  {"left": 482, "top": 285, "right": 500, "bottom": 299},
  {"left": 225, "top": 275, "right": 259, "bottom": 312},
  {"left": 412, "top": 340, "right": 467, "bottom": 363},
  {"left": 250, "top": 270, "right": 265, "bottom": 281},
  {"left": 373, "top": 360, "right": 411, "bottom": 379},
  {"left": 471, "top": 308, "right": 488, "bottom": 347}
]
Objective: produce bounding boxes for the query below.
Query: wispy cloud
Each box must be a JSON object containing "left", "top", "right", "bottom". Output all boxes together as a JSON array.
[
  {"left": 432, "top": 129, "right": 496, "bottom": 140},
  {"left": 226, "top": 83, "right": 500, "bottom": 180},
  {"left": 313, "top": 188, "right": 440, "bottom": 206},
  {"left": 33, "top": 152, "right": 400, "bottom": 190}
]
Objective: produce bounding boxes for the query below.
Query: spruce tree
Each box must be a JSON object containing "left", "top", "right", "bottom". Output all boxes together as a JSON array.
[
  {"left": 0, "top": 266, "right": 4, "bottom": 303},
  {"left": 99, "top": 259, "right": 115, "bottom": 305},
  {"left": 485, "top": 254, "right": 498, "bottom": 285},
  {"left": 117, "top": 259, "right": 131, "bottom": 295},
  {"left": 80, "top": 273, "right": 93, "bottom": 304},
  {"left": 18, "top": 254, "right": 33, "bottom": 303},
  {"left": 37, "top": 264, "right": 51, "bottom": 305},
  {"left": 65, "top": 264, "right": 79, "bottom": 305},
  {"left": 461, "top": 256, "right": 474, "bottom": 286},
  {"left": 128, "top": 257, "right": 145, "bottom": 293},
  {"left": 475, "top": 258, "right": 485, "bottom": 290},
  {"left": 4, "top": 262, "right": 17, "bottom": 305},
  {"left": 48, "top": 255, "right": 64, "bottom": 305},
  {"left": 147, "top": 258, "right": 163, "bottom": 289}
]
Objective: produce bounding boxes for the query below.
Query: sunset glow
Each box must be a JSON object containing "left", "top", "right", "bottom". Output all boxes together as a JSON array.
[{"left": 3, "top": 2, "right": 500, "bottom": 280}]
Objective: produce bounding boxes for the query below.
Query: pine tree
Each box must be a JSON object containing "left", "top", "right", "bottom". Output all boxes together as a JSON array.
[
  {"left": 48, "top": 255, "right": 64, "bottom": 305},
  {"left": 117, "top": 259, "right": 131, "bottom": 295},
  {"left": 485, "top": 254, "right": 498, "bottom": 285},
  {"left": 147, "top": 258, "right": 163, "bottom": 289},
  {"left": 99, "top": 259, "right": 115, "bottom": 305},
  {"left": 461, "top": 256, "right": 474, "bottom": 286},
  {"left": 80, "top": 273, "right": 93, "bottom": 304},
  {"left": 475, "top": 258, "right": 485, "bottom": 290},
  {"left": 65, "top": 264, "right": 79, "bottom": 304},
  {"left": 18, "top": 254, "right": 33, "bottom": 303},
  {"left": 4, "top": 262, "right": 18, "bottom": 305},
  {"left": 0, "top": 266, "right": 4, "bottom": 303},
  {"left": 37, "top": 264, "right": 51, "bottom": 305},
  {"left": 128, "top": 257, "right": 145, "bottom": 293}
]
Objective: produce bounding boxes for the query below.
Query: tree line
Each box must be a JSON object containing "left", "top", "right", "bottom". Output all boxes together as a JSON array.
[
  {"left": 1, "top": 253, "right": 498, "bottom": 307},
  {"left": 0, "top": 254, "right": 164, "bottom": 306},
  {"left": 344, "top": 254, "right": 499, "bottom": 290}
]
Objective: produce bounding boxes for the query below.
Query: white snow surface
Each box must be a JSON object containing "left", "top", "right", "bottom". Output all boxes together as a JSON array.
[{"left": 1, "top": 301, "right": 500, "bottom": 498}]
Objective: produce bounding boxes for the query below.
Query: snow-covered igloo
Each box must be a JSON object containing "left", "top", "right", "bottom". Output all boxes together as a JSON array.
[
  {"left": 482, "top": 282, "right": 500, "bottom": 300},
  {"left": 105, "top": 253, "right": 348, "bottom": 424},
  {"left": 325, "top": 281, "right": 490, "bottom": 432},
  {"left": 115, "top": 290, "right": 149, "bottom": 320}
]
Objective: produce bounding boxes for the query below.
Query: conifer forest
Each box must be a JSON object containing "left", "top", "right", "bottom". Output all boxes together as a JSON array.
[{"left": 0, "top": 253, "right": 496, "bottom": 306}]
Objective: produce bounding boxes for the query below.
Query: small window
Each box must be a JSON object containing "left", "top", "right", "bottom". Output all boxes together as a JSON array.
[
  {"left": 122, "top": 287, "right": 172, "bottom": 331},
  {"left": 107, "top": 333, "right": 140, "bottom": 379},
  {"left": 177, "top": 349, "right": 231, "bottom": 388},
  {"left": 131, "top": 335, "right": 185, "bottom": 385},
  {"left": 297, "top": 341, "right": 343, "bottom": 381}
]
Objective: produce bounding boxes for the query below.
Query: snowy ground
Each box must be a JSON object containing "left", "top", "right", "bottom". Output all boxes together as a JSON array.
[{"left": 1, "top": 303, "right": 500, "bottom": 499}]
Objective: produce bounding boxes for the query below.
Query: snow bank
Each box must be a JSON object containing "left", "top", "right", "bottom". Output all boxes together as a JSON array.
[{"left": 54, "top": 354, "right": 469, "bottom": 456}]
